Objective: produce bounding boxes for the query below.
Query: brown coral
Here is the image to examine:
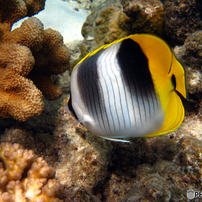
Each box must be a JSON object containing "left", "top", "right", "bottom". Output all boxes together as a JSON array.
[
  {"left": 2, "top": 17, "right": 44, "bottom": 52},
  {"left": 0, "top": 142, "right": 62, "bottom": 202},
  {"left": 0, "top": 16, "right": 70, "bottom": 121},
  {"left": 29, "top": 28, "right": 70, "bottom": 100},
  {"left": 0, "top": 43, "right": 44, "bottom": 122},
  {"left": 0, "top": 18, "right": 44, "bottom": 121},
  {"left": 0, "top": 0, "right": 45, "bottom": 29},
  {"left": 2, "top": 17, "right": 70, "bottom": 100}
]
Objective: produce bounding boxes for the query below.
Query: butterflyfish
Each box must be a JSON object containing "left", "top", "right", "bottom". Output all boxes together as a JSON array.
[{"left": 67, "top": 34, "right": 186, "bottom": 142}]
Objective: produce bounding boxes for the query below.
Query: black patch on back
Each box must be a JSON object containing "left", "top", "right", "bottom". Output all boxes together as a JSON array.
[{"left": 117, "top": 38, "right": 155, "bottom": 96}]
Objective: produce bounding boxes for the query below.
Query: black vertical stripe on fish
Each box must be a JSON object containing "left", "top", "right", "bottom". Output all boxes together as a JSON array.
[
  {"left": 91, "top": 60, "right": 109, "bottom": 133},
  {"left": 77, "top": 52, "right": 99, "bottom": 122},
  {"left": 78, "top": 57, "right": 94, "bottom": 121},
  {"left": 117, "top": 38, "right": 157, "bottom": 122},
  {"left": 88, "top": 56, "right": 100, "bottom": 124},
  {"left": 132, "top": 76, "right": 142, "bottom": 123},
  {"left": 77, "top": 49, "right": 109, "bottom": 132},
  {"left": 144, "top": 87, "right": 152, "bottom": 119},
  {"left": 88, "top": 56, "right": 106, "bottom": 131}
]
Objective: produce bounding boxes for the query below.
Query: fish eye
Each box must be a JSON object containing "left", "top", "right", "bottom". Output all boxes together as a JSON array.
[{"left": 171, "top": 74, "right": 176, "bottom": 89}]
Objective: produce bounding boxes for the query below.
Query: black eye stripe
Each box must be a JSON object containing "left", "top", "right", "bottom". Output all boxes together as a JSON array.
[{"left": 171, "top": 74, "right": 176, "bottom": 89}]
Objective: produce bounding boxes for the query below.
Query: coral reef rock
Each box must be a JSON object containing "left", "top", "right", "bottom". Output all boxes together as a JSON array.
[
  {"left": 122, "top": 0, "right": 165, "bottom": 34},
  {"left": 54, "top": 99, "right": 112, "bottom": 199},
  {"left": 92, "top": 5, "right": 130, "bottom": 48},
  {"left": 101, "top": 134, "right": 202, "bottom": 201},
  {"left": 0, "top": 127, "right": 59, "bottom": 164},
  {"left": 0, "top": 142, "right": 63, "bottom": 201},
  {"left": 164, "top": 0, "right": 202, "bottom": 45},
  {"left": 174, "top": 31, "right": 202, "bottom": 94},
  {"left": 82, "top": 0, "right": 165, "bottom": 49},
  {"left": 53, "top": 96, "right": 202, "bottom": 201}
]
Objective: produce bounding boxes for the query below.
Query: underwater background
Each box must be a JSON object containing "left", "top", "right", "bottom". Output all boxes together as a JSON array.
[{"left": 0, "top": 0, "right": 202, "bottom": 201}]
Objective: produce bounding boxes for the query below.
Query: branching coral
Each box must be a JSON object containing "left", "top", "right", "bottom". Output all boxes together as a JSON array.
[
  {"left": 0, "top": 15, "right": 70, "bottom": 120},
  {"left": 0, "top": 142, "right": 63, "bottom": 202}
]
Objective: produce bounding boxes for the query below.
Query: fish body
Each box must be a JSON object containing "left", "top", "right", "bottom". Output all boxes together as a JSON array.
[{"left": 68, "top": 34, "right": 186, "bottom": 141}]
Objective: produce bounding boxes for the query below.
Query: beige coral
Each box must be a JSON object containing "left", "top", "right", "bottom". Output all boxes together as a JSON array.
[
  {"left": 1, "top": 17, "right": 70, "bottom": 101},
  {"left": 0, "top": 42, "right": 44, "bottom": 121},
  {"left": 2, "top": 17, "right": 44, "bottom": 52},
  {"left": 0, "top": 142, "right": 63, "bottom": 202},
  {"left": 0, "top": 16, "right": 70, "bottom": 121},
  {"left": 29, "top": 28, "right": 70, "bottom": 100},
  {"left": 0, "top": 16, "right": 45, "bottom": 122}
]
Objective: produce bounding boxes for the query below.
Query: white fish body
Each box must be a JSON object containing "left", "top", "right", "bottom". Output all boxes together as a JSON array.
[{"left": 69, "top": 39, "right": 165, "bottom": 140}]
